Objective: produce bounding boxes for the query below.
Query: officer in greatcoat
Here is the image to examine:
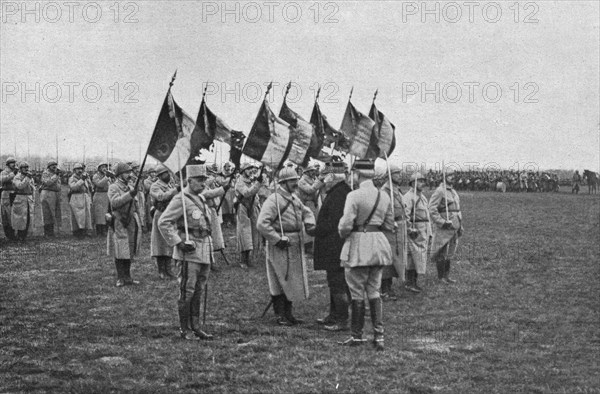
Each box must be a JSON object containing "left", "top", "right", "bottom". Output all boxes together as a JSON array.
[
  {"left": 313, "top": 161, "right": 352, "bottom": 331},
  {"left": 1, "top": 157, "right": 18, "bottom": 240},
  {"left": 92, "top": 163, "right": 111, "bottom": 236},
  {"left": 107, "top": 162, "right": 143, "bottom": 287},
  {"left": 338, "top": 159, "right": 394, "bottom": 351},
  {"left": 403, "top": 172, "right": 432, "bottom": 292},
  {"left": 69, "top": 162, "right": 93, "bottom": 237},
  {"left": 428, "top": 171, "right": 464, "bottom": 284},
  {"left": 40, "top": 160, "right": 62, "bottom": 237},
  {"left": 11, "top": 162, "right": 35, "bottom": 241},
  {"left": 158, "top": 164, "right": 215, "bottom": 341},
  {"left": 379, "top": 163, "right": 408, "bottom": 300},
  {"left": 150, "top": 164, "right": 179, "bottom": 279},
  {"left": 234, "top": 162, "right": 263, "bottom": 268},
  {"left": 256, "top": 167, "right": 316, "bottom": 326}
]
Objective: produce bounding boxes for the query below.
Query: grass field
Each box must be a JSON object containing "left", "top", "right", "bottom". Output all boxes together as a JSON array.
[{"left": 1, "top": 190, "right": 599, "bottom": 393}]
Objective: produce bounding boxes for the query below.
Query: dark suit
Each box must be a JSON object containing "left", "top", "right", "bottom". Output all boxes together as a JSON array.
[{"left": 313, "top": 180, "right": 352, "bottom": 326}]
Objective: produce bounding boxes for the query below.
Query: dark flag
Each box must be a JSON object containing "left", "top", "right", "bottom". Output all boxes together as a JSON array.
[
  {"left": 279, "top": 100, "right": 313, "bottom": 165},
  {"left": 340, "top": 101, "right": 377, "bottom": 158},
  {"left": 367, "top": 102, "right": 396, "bottom": 158},
  {"left": 229, "top": 130, "right": 246, "bottom": 169}
]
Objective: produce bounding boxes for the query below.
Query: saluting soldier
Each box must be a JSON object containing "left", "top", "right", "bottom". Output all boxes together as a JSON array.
[
  {"left": 338, "top": 159, "right": 395, "bottom": 351},
  {"left": 428, "top": 170, "right": 464, "bottom": 284},
  {"left": 256, "top": 166, "right": 316, "bottom": 326},
  {"left": 143, "top": 166, "right": 157, "bottom": 230},
  {"left": 40, "top": 160, "right": 63, "bottom": 237},
  {"left": 92, "top": 163, "right": 111, "bottom": 236},
  {"left": 11, "top": 162, "right": 35, "bottom": 241},
  {"left": 403, "top": 172, "right": 432, "bottom": 292},
  {"left": 158, "top": 164, "right": 215, "bottom": 341},
  {"left": 1, "top": 157, "right": 18, "bottom": 240},
  {"left": 313, "top": 161, "right": 352, "bottom": 331},
  {"left": 69, "top": 163, "right": 93, "bottom": 237},
  {"left": 150, "top": 164, "right": 179, "bottom": 279},
  {"left": 220, "top": 162, "right": 237, "bottom": 227},
  {"left": 107, "top": 162, "right": 143, "bottom": 287},
  {"left": 234, "top": 162, "right": 263, "bottom": 268},
  {"left": 379, "top": 163, "right": 408, "bottom": 300}
]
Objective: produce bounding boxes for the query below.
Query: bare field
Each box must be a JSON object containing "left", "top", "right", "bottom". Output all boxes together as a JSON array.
[{"left": 1, "top": 191, "right": 599, "bottom": 393}]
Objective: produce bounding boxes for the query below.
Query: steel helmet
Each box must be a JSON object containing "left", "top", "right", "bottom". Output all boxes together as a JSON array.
[{"left": 278, "top": 167, "right": 299, "bottom": 183}]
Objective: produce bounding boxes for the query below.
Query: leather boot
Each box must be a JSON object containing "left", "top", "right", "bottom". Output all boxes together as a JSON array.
[
  {"left": 190, "top": 292, "right": 212, "bottom": 339},
  {"left": 436, "top": 258, "right": 447, "bottom": 283},
  {"left": 340, "top": 300, "right": 366, "bottom": 346},
  {"left": 44, "top": 224, "right": 54, "bottom": 237},
  {"left": 414, "top": 272, "right": 423, "bottom": 291},
  {"left": 284, "top": 297, "right": 303, "bottom": 325},
  {"left": 239, "top": 251, "right": 249, "bottom": 269},
  {"left": 115, "top": 259, "right": 126, "bottom": 287},
  {"left": 178, "top": 300, "right": 198, "bottom": 340},
  {"left": 123, "top": 260, "right": 139, "bottom": 285},
  {"left": 157, "top": 257, "right": 168, "bottom": 279},
  {"left": 274, "top": 295, "right": 293, "bottom": 326},
  {"left": 445, "top": 260, "right": 456, "bottom": 283},
  {"left": 164, "top": 258, "right": 176, "bottom": 279},
  {"left": 3, "top": 225, "right": 16, "bottom": 241},
  {"left": 369, "top": 298, "right": 384, "bottom": 351}
]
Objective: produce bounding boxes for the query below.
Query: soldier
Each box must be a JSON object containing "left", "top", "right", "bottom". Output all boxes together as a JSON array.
[
  {"left": 203, "top": 166, "right": 232, "bottom": 258},
  {"left": 129, "top": 162, "right": 147, "bottom": 232},
  {"left": 220, "top": 162, "right": 237, "bottom": 227},
  {"left": 379, "top": 163, "right": 408, "bottom": 300},
  {"left": 338, "top": 159, "right": 395, "bottom": 351},
  {"left": 39, "top": 161, "right": 62, "bottom": 237},
  {"left": 234, "top": 162, "right": 263, "bottom": 268},
  {"left": 572, "top": 170, "right": 581, "bottom": 194},
  {"left": 11, "top": 162, "right": 35, "bottom": 241},
  {"left": 256, "top": 166, "right": 316, "bottom": 326},
  {"left": 158, "top": 164, "right": 215, "bottom": 341},
  {"left": 150, "top": 164, "right": 179, "bottom": 279},
  {"left": 1, "top": 157, "right": 18, "bottom": 240},
  {"left": 313, "top": 161, "right": 352, "bottom": 331},
  {"left": 143, "top": 166, "right": 157, "bottom": 231},
  {"left": 403, "top": 172, "right": 432, "bottom": 292},
  {"left": 296, "top": 163, "right": 325, "bottom": 253},
  {"left": 428, "top": 170, "right": 464, "bottom": 284},
  {"left": 92, "top": 163, "right": 111, "bottom": 236},
  {"left": 69, "top": 163, "right": 93, "bottom": 237},
  {"left": 107, "top": 162, "right": 143, "bottom": 287}
]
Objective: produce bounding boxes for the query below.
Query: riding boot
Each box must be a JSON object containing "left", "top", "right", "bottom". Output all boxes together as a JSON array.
[
  {"left": 406, "top": 270, "right": 421, "bottom": 292},
  {"left": 369, "top": 298, "right": 384, "bottom": 351},
  {"left": 115, "top": 259, "right": 126, "bottom": 287},
  {"left": 123, "top": 260, "right": 139, "bottom": 285},
  {"left": 436, "top": 258, "right": 447, "bottom": 283},
  {"left": 178, "top": 300, "right": 198, "bottom": 340},
  {"left": 190, "top": 291, "right": 213, "bottom": 340},
  {"left": 445, "top": 260, "right": 456, "bottom": 283},
  {"left": 164, "top": 258, "right": 176, "bottom": 278},
  {"left": 43, "top": 224, "right": 52, "bottom": 237},
  {"left": 240, "top": 251, "right": 250, "bottom": 269},
  {"left": 274, "top": 295, "right": 293, "bottom": 326},
  {"left": 3, "top": 225, "right": 16, "bottom": 241},
  {"left": 284, "top": 296, "right": 303, "bottom": 325},
  {"left": 96, "top": 225, "right": 102, "bottom": 236},
  {"left": 157, "top": 257, "right": 168, "bottom": 279},
  {"left": 414, "top": 272, "right": 422, "bottom": 291},
  {"left": 341, "top": 300, "right": 366, "bottom": 346}
]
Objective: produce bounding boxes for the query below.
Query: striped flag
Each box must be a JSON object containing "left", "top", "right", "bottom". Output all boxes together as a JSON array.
[
  {"left": 367, "top": 102, "right": 396, "bottom": 158},
  {"left": 242, "top": 100, "right": 292, "bottom": 169},
  {"left": 194, "top": 99, "right": 234, "bottom": 149},
  {"left": 147, "top": 89, "right": 200, "bottom": 173},
  {"left": 279, "top": 100, "right": 313, "bottom": 165},
  {"left": 340, "top": 101, "right": 377, "bottom": 158}
]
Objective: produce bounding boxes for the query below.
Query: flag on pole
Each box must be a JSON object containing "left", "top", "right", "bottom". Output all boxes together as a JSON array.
[
  {"left": 195, "top": 99, "right": 235, "bottom": 149},
  {"left": 367, "top": 102, "right": 396, "bottom": 158},
  {"left": 279, "top": 100, "right": 313, "bottom": 165},
  {"left": 242, "top": 100, "right": 292, "bottom": 169},
  {"left": 229, "top": 130, "right": 246, "bottom": 169},
  {"left": 147, "top": 90, "right": 199, "bottom": 173},
  {"left": 340, "top": 101, "right": 377, "bottom": 158}
]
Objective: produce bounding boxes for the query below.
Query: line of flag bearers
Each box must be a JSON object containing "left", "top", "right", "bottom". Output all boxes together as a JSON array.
[{"left": 1, "top": 156, "right": 465, "bottom": 350}]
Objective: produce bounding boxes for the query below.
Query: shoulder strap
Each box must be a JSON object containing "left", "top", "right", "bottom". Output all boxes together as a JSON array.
[
  {"left": 363, "top": 190, "right": 381, "bottom": 227},
  {"left": 183, "top": 193, "right": 211, "bottom": 224},
  {"left": 273, "top": 194, "right": 293, "bottom": 225}
]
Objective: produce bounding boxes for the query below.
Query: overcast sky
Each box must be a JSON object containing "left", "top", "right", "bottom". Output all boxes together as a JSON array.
[{"left": 1, "top": 0, "right": 599, "bottom": 171}]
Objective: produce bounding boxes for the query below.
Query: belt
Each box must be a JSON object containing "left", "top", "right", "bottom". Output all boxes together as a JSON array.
[
  {"left": 438, "top": 209, "right": 460, "bottom": 213},
  {"left": 352, "top": 225, "right": 381, "bottom": 233},
  {"left": 95, "top": 189, "right": 108, "bottom": 193},
  {"left": 282, "top": 229, "right": 301, "bottom": 233},
  {"left": 14, "top": 192, "right": 33, "bottom": 195},
  {"left": 179, "top": 228, "right": 211, "bottom": 238},
  {"left": 40, "top": 188, "right": 60, "bottom": 192},
  {"left": 410, "top": 219, "right": 430, "bottom": 223},
  {"left": 70, "top": 192, "right": 85, "bottom": 194}
]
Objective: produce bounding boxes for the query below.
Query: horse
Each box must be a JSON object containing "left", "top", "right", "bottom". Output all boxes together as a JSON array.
[{"left": 583, "top": 170, "right": 598, "bottom": 194}]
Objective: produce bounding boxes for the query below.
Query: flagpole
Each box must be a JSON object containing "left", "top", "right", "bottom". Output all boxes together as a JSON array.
[
  {"left": 442, "top": 160, "right": 449, "bottom": 220},
  {"left": 178, "top": 150, "right": 190, "bottom": 242},
  {"left": 55, "top": 134, "right": 59, "bottom": 163}
]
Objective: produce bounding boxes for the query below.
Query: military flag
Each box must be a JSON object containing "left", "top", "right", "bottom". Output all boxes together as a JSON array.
[
  {"left": 242, "top": 87, "right": 292, "bottom": 169},
  {"left": 367, "top": 99, "right": 396, "bottom": 158},
  {"left": 339, "top": 95, "right": 377, "bottom": 158},
  {"left": 279, "top": 89, "right": 313, "bottom": 165}
]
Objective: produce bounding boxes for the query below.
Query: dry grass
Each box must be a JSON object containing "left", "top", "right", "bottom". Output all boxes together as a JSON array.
[{"left": 1, "top": 190, "right": 599, "bottom": 393}]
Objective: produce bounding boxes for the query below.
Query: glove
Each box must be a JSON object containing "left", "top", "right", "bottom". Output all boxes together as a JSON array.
[
  {"left": 178, "top": 241, "right": 196, "bottom": 253},
  {"left": 129, "top": 188, "right": 138, "bottom": 197},
  {"left": 275, "top": 236, "right": 290, "bottom": 249},
  {"left": 408, "top": 228, "right": 419, "bottom": 240},
  {"left": 176, "top": 185, "right": 182, "bottom": 192},
  {"left": 257, "top": 174, "right": 264, "bottom": 183},
  {"left": 441, "top": 221, "right": 453, "bottom": 230},
  {"left": 305, "top": 225, "right": 316, "bottom": 237}
]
